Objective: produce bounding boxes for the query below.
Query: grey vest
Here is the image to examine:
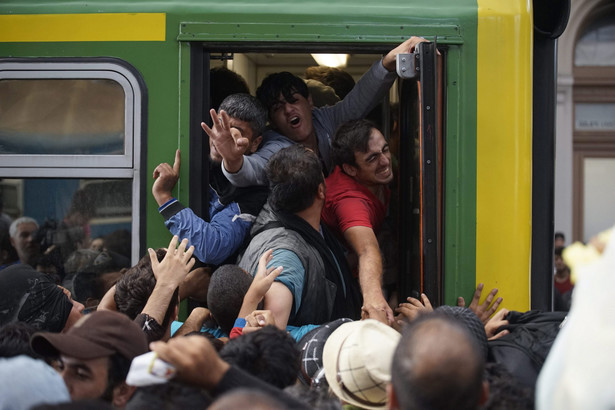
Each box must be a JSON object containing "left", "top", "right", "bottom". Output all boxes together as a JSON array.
[{"left": 238, "top": 204, "right": 337, "bottom": 326}]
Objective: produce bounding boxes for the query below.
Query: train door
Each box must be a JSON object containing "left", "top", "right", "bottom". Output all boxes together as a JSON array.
[{"left": 185, "top": 42, "right": 444, "bottom": 305}]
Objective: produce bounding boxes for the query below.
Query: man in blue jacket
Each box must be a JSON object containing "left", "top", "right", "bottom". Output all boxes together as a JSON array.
[{"left": 152, "top": 94, "right": 269, "bottom": 265}]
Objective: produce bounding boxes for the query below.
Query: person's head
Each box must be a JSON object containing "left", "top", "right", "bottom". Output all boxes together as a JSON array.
[
  {"left": 323, "top": 319, "right": 401, "bottom": 409},
  {"left": 209, "top": 93, "right": 268, "bottom": 163},
  {"left": 9, "top": 216, "right": 40, "bottom": 266},
  {"left": 0, "top": 264, "right": 84, "bottom": 333},
  {"left": 210, "top": 66, "right": 250, "bottom": 111},
  {"left": 220, "top": 325, "right": 300, "bottom": 388},
  {"left": 31, "top": 310, "right": 148, "bottom": 407},
  {"left": 256, "top": 72, "right": 315, "bottom": 144},
  {"left": 389, "top": 313, "right": 487, "bottom": 410},
  {"left": 209, "top": 388, "right": 289, "bottom": 410},
  {"left": 332, "top": 119, "right": 393, "bottom": 189},
  {"left": 554, "top": 232, "right": 565, "bottom": 248},
  {"left": 266, "top": 144, "right": 325, "bottom": 214},
  {"left": 114, "top": 249, "right": 178, "bottom": 339},
  {"left": 305, "top": 66, "right": 356, "bottom": 100},
  {"left": 0, "top": 321, "right": 42, "bottom": 359},
  {"left": 206, "top": 264, "right": 253, "bottom": 335},
  {"left": 554, "top": 246, "right": 568, "bottom": 273}
]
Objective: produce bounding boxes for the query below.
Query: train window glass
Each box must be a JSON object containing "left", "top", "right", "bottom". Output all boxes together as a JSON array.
[
  {"left": 0, "top": 177, "right": 132, "bottom": 307},
  {"left": 0, "top": 61, "right": 139, "bottom": 168},
  {"left": 0, "top": 79, "right": 125, "bottom": 155}
]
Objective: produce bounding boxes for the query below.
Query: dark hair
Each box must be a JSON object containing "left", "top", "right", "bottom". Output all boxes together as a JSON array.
[
  {"left": 100, "top": 352, "right": 133, "bottom": 402},
  {"left": 304, "top": 66, "right": 355, "bottom": 100},
  {"left": 481, "top": 362, "right": 534, "bottom": 410},
  {"left": 206, "top": 264, "right": 253, "bottom": 335},
  {"left": 554, "top": 246, "right": 565, "bottom": 257},
  {"left": 256, "top": 71, "right": 309, "bottom": 113},
  {"left": 114, "top": 249, "right": 178, "bottom": 333},
  {"left": 220, "top": 325, "right": 300, "bottom": 388},
  {"left": 331, "top": 119, "right": 378, "bottom": 168},
  {"left": 391, "top": 313, "right": 485, "bottom": 410},
  {"left": 266, "top": 145, "right": 324, "bottom": 213},
  {"left": 210, "top": 67, "right": 250, "bottom": 111},
  {"left": 219, "top": 93, "right": 268, "bottom": 138},
  {"left": 554, "top": 231, "right": 565, "bottom": 241},
  {"left": 0, "top": 227, "right": 18, "bottom": 265},
  {"left": 0, "top": 322, "right": 41, "bottom": 359}
]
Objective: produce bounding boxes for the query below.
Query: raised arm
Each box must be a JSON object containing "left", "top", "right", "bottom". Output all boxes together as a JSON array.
[
  {"left": 152, "top": 149, "right": 181, "bottom": 206},
  {"left": 344, "top": 225, "right": 394, "bottom": 325}
]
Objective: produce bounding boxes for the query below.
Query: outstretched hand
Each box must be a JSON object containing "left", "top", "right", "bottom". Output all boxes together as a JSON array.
[
  {"left": 237, "top": 250, "right": 283, "bottom": 320},
  {"left": 201, "top": 109, "right": 249, "bottom": 172},
  {"left": 485, "top": 308, "right": 510, "bottom": 340},
  {"left": 149, "top": 235, "right": 195, "bottom": 287},
  {"left": 394, "top": 293, "right": 434, "bottom": 329},
  {"left": 152, "top": 149, "right": 181, "bottom": 206},
  {"left": 457, "top": 283, "right": 503, "bottom": 325},
  {"left": 243, "top": 310, "right": 277, "bottom": 334},
  {"left": 382, "top": 36, "right": 430, "bottom": 72}
]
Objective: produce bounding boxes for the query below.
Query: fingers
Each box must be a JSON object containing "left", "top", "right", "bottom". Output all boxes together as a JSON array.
[
  {"left": 471, "top": 283, "right": 484, "bottom": 305},
  {"left": 457, "top": 296, "right": 466, "bottom": 307},
  {"left": 420, "top": 293, "right": 433, "bottom": 310},
  {"left": 405, "top": 296, "right": 425, "bottom": 308},
  {"left": 173, "top": 149, "right": 181, "bottom": 174},
  {"left": 258, "top": 249, "right": 274, "bottom": 268},
  {"left": 265, "top": 265, "right": 283, "bottom": 279},
  {"left": 488, "top": 329, "right": 510, "bottom": 341},
  {"left": 167, "top": 235, "right": 179, "bottom": 253},
  {"left": 148, "top": 247, "right": 159, "bottom": 270}
]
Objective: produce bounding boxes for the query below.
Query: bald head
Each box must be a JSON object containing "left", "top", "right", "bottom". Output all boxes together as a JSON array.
[{"left": 390, "top": 314, "right": 485, "bottom": 410}]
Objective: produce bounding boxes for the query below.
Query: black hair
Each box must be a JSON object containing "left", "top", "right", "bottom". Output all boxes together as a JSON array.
[
  {"left": 206, "top": 264, "right": 253, "bottom": 335},
  {"left": 100, "top": 352, "right": 133, "bottom": 402},
  {"left": 554, "top": 231, "right": 565, "bottom": 241},
  {"left": 256, "top": 71, "right": 309, "bottom": 113},
  {"left": 554, "top": 246, "right": 565, "bottom": 257},
  {"left": 220, "top": 325, "right": 300, "bottom": 388},
  {"left": 210, "top": 67, "right": 250, "bottom": 112},
  {"left": 331, "top": 119, "right": 379, "bottom": 167},
  {"left": 0, "top": 322, "right": 42, "bottom": 359},
  {"left": 219, "top": 93, "right": 268, "bottom": 138},
  {"left": 114, "top": 249, "right": 178, "bottom": 334},
  {"left": 266, "top": 145, "right": 324, "bottom": 213}
]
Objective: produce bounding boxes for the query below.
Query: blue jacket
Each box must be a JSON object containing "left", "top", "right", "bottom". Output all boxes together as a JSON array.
[{"left": 159, "top": 165, "right": 268, "bottom": 265}]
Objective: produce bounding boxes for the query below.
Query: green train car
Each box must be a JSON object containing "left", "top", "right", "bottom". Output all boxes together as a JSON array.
[{"left": 0, "top": 0, "right": 569, "bottom": 311}]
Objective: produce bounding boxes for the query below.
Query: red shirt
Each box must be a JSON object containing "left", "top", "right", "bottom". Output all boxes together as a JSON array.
[{"left": 321, "top": 166, "right": 389, "bottom": 244}]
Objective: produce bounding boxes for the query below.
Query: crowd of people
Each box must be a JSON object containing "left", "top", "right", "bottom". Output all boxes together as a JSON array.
[{"left": 0, "top": 35, "right": 605, "bottom": 409}]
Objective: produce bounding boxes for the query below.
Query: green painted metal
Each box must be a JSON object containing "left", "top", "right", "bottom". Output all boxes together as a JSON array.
[{"left": 1, "top": 0, "right": 481, "bottom": 304}]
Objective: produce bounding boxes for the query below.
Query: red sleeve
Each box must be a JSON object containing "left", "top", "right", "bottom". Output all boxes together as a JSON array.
[{"left": 229, "top": 327, "right": 244, "bottom": 339}]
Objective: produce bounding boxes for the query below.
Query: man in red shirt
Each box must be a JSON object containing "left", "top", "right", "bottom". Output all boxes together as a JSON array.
[{"left": 321, "top": 119, "right": 394, "bottom": 325}]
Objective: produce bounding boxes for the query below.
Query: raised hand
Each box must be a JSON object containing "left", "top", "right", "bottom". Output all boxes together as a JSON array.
[
  {"left": 457, "top": 283, "right": 503, "bottom": 325},
  {"left": 152, "top": 149, "right": 181, "bottom": 206}
]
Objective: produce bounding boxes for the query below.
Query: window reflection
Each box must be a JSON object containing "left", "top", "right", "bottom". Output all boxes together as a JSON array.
[
  {"left": 575, "top": 14, "right": 615, "bottom": 66},
  {"left": 0, "top": 79, "right": 125, "bottom": 155},
  {"left": 0, "top": 178, "right": 131, "bottom": 309}
]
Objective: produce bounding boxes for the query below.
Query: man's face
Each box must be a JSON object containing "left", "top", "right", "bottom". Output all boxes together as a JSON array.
[
  {"left": 59, "top": 355, "right": 110, "bottom": 401},
  {"left": 10, "top": 222, "right": 40, "bottom": 264},
  {"left": 269, "top": 93, "right": 314, "bottom": 144},
  {"left": 347, "top": 128, "right": 393, "bottom": 188},
  {"left": 209, "top": 117, "right": 256, "bottom": 163},
  {"left": 59, "top": 286, "right": 85, "bottom": 332},
  {"left": 554, "top": 255, "right": 567, "bottom": 272}
]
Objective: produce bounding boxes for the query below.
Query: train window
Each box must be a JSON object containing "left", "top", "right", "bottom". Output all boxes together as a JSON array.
[
  {"left": 0, "top": 59, "right": 144, "bottom": 263},
  {"left": 0, "top": 60, "right": 139, "bottom": 168},
  {"left": 0, "top": 79, "right": 125, "bottom": 155}
]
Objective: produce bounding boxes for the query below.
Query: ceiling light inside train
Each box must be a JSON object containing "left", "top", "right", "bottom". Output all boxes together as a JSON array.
[{"left": 311, "top": 53, "right": 349, "bottom": 67}]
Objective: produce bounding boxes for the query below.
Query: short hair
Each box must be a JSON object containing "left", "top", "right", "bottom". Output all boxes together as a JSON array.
[
  {"left": 305, "top": 66, "right": 356, "bottom": 100},
  {"left": 391, "top": 313, "right": 485, "bottom": 410},
  {"left": 210, "top": 67, "right": 250, "bottom": 111},
  {"left": 220, "top": 325, "right": 300, "bottom": 388},
  {"left": 219, "top": 93, "right": 268, "bottom": 138},
  {"left": 554, "top": 246, "right": 565, "bottom": 257},
  {"left": 256, "top": 72, "right": 309, "bottom": 113},
  {"left": 206, "top": 264, "right": 253, "bottom": 335},
  {"left": 9, "top": 216, "right": 38, "bottom": 238},
  {"left": 114, "top": 249, "right": 178, "bottom": 333},
  {"left": 266, "top": 145, "right": 324, "bottom": 213},
  {"left": 0, "top": 322, "right": 41, "bottom": 359},
  {"left": 554, "top": 232, "right": 565, "bottom": 241},
  {"left": 331, "top": 119, "right": 379, "bottom": 168}
]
